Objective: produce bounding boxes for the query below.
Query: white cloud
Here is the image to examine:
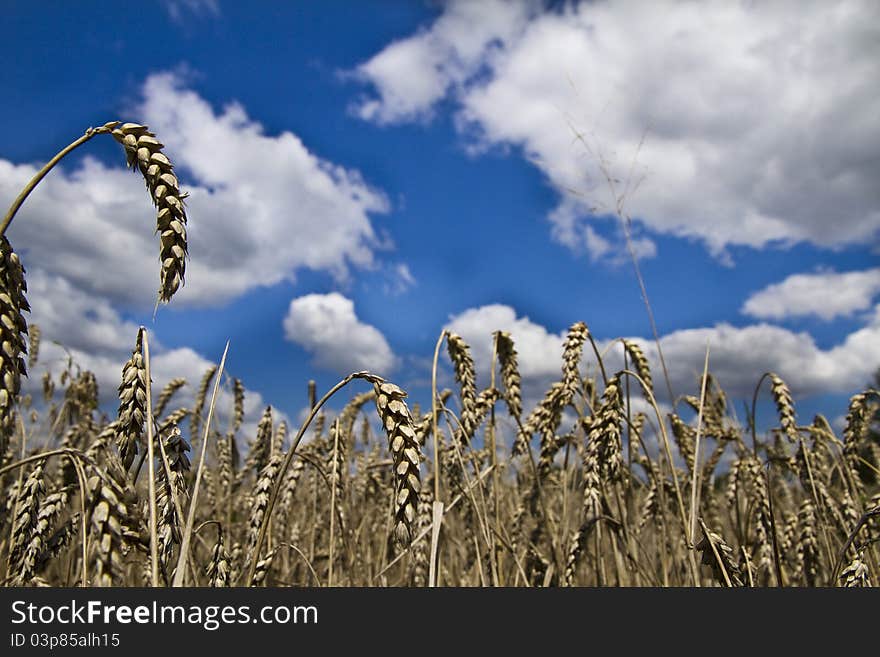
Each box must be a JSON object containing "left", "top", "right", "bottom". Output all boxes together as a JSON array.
[
  {"left": 444, "top": 302, "right": 880, "bottom": 404},
  {"left": 283, "top": 293, "right": 397, "bottom": 376},
  {"left": 353, "top": 0, "right": 537, "bottom": 124},
  {"left": 355, "top": 0, "right": 880, "bottom": 260},
  {"left": 2, "top": 71, "right": 390, "bottom": 310},
  {"left": 384, "top": 262, "right": 416, "bottom": 295},
  {"left": 742, "top": 268, "right": 880, "bottom": 321},
  {"left": 635, "top": 310, "right": 880, "bottom": 398},
  {"left": 162, "top": 0, "right": 220, "bottom": 23}
]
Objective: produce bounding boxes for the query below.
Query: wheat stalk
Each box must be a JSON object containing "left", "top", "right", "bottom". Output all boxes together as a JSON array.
[
  {"left": 373, "top": 381, "right": 421, "bottom": 548},
  {"left": 561, "top": 322, "right": 589, "bottom": 401},
  {"left": 0, "top": 236, "right": 29, "bottom": 447},
  {"left": 155, "top": 424, "right": 191, "bottom": 578},
  {"left": 190, "top": 365, "right": 218, "bottom": 441},
  {"left": 110, "top": 123, "right": 188, "bottom": 303},
  {"left": 839, "top": 549, "right": 872, "bottom": 587},
  {"left": 623, "top": 339, "right": 653, "bottom": 397},
  {"left": 494, "top": 331, "right": 522, "bottom": 420},
  {"left": 768, "top": 373, "right": 798, "bottom": 442},
  {"left": 206, "top": 526, "right": 231, "bottom": 587},
  {"left": 154, "top": 377, "right": 186, "bottom": 419},
  {"left": 695, "top": 520, "right": 742, "bottom": 587},
  {"left": 243, "top": 406, "right": 274, "bottom": 478},
  {"left": 446, "top": 333, "right": 478, "bottom": 444},
  {"left": 26, "top": 323, "right": 40, "bottom": 370},
  {"left": 115, "top": 330, "right": 147, "bottom": 471}
]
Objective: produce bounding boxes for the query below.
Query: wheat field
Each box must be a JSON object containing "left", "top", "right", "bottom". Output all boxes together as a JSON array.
[{"left": 0, "top": 122, "right": 878, "bottom": 588}]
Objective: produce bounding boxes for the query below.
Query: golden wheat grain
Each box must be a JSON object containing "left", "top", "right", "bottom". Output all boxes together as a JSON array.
[
  {"left": 155, "top": 424, "right": 191, "bottom": 577},
  {"left": 9, "top": 462, "right": 45, "bottom": 576},
  {"left": 246, "top": 451, "right": 282, "bottom": 557},
  {"left": 561, "top": 322, "right": 589, "bottom": 401},
  {"left": 695, "top": 523, "right": 743, "bottom": 587},
  {"left": 769, "top": 373, "right": 798, "bottom": 441},
  {"left": 494, "top": 330, "right": 522, "bottom": 420},
  {"left": 206, "top": 528, "right": 231, "bottom": 587},
  {"left": 839, "top": 549, "right": 871, "bottom": 587},
  {"left": 243, "top": 406, "right": 273, "bottom": 478},
  {"left": 0, "top": 236, "right": 29, "bottom": 447},
  {"left": 115, "top": 330, "right": 147, "bottom": 471},
  {"left": 410, "top": 484, "right": 433, "bottom": 587},
  {"left": 519, "top": 381, "right": 565, "bottom": 458},
  {"left": 446, "top": 332, "right": 478, "bottom": 444},
  {"left": 373, "top": 381, "right": 420, "bottom": 548},
  {"left": 87, "top": 471, "right": 138, "bottom": 587},
  {"left": 17, "top": 486, "right": 70, "bottom": 583},
  {"left": 111, "top": 123, "right": 188, "bottom": 303},
  {"left": 795, "top": 498, "right": 820, "bottom": 587},
  {"left": 623, "top": 339, "right": 652, "bottom": 396},
  {"left": 669, "top": 413, "right": 696, "bottom": 473}
]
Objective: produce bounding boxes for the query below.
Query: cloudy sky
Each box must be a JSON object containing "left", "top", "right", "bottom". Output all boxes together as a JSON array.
[{"left": 2, "top": 0, "right": 878, "bottom": 435}]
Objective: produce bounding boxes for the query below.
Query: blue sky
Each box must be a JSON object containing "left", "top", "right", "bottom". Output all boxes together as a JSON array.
[{"left": 2, "top": 0, "right": 878, "bottom": 436}]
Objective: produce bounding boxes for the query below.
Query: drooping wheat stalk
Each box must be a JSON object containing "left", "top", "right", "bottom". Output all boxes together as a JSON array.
[
  {"left": 839, "top": 549, "right": 871, "bottom": 587},
  {"left": 110, "top": 123, "right": 188, "bottom": 303},
  {"left": 695, "top": 521, "right": 743, "bottom": 587},
  {"left": 373, "top": 381, "right": 421, "bottom": 548}
]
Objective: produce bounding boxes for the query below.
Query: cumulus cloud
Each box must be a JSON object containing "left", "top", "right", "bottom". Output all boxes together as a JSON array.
[
  {"left": 283, "top": 293, "right": 397, "bottom": 375},
  {"left": 742, "top": 268, "right": 880, "bottom": 321},
  {"left": 444, "top": 302, "right": 880, "bottom": 403},
  {"left": 2, "top": 71, "right": 390, "bottom": 310},
  {"left": 353, "top": 0, "right": 537, "bottom": 124},
  {"left": 354, "top": 0, "right": 880, "bottom": 260}
]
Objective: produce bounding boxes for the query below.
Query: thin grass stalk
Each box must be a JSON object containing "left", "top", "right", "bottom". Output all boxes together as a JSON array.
[
  {"left": 140, "top": 329, "right": 160, "bottom": 587},
  {"left": 429, "top": 330, "right": 447, "bottom": 587},
  {"left": 171, "top": 341, "right": 229, "bottom": 586},
  {"left": 328, "top": 418, "right": 340, "bottom": 587},
  {"left": 0, "top": 123, "right": 119, "bottom": 237},
  {"left": 689, "top": 343, "right": 711, "bottom": 556}
]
